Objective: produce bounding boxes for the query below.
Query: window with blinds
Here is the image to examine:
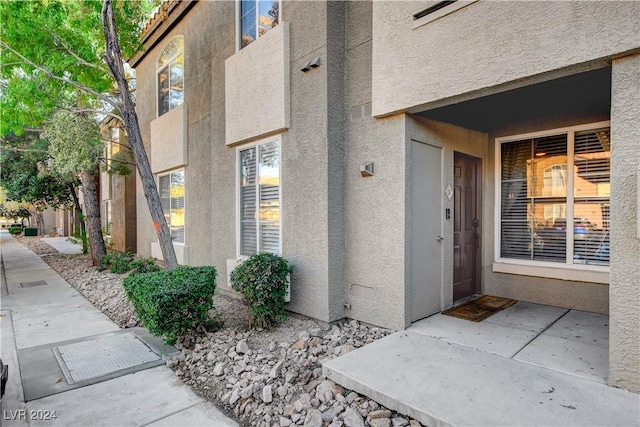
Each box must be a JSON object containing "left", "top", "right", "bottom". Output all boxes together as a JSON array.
[
  {"left": 159, "top": 170, "right": 185, "bottom": 244},
  {"left": 499, "top": 125, "right": 610, "bottom": 266},
  {"left": 239, "top": 139, "right": 280, "bottom": 256}
]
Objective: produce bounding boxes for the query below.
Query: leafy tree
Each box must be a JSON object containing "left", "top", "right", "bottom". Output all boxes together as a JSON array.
[
  {"left": 0, "top": 201, "right": 32, "bottom": 225},
  {"left": 0, "top": 132, "right": 73, "bottom": 234},
  {"left": 0, "top": 0, "right": 179, "bottom": 269},
  {"left": 43, "top": 111, "right": 107, "bottom": 265}
]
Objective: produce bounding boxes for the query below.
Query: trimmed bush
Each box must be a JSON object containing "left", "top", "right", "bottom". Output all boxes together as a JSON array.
[
  {"left": 98, "top": 250, "right": 135, "bottom": 274},
  {"left": 230, "top": 252, "right": 292, "bottom": 329},
  {"left": 122, "top": 266, "right": 217, "bottom": 345},
  {"left": 129, "top": 257, "right": 161, "bottom": 275},
  {"left": 8, "top": 227, "right": 22, "bottom": 235}
]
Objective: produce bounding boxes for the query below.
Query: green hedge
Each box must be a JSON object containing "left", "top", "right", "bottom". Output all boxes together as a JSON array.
[
  {"left": 8, "top": 227, "right": 22, "bottom": 235},
  {"left": 230, "top": 252, "right": 292, "bottom": 329},
  {"left": 123, "top": 266, "right": 217, "bottom": 345}
]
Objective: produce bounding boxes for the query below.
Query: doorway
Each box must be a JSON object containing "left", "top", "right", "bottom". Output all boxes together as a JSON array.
[
  {"left": 453, "top": 153, "right": 482, "bottom": 301},
  {"left": 410, "top": 140, "right": 442, "bottom": 322}
]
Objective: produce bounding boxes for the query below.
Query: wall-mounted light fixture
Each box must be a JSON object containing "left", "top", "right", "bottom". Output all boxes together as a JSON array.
[
  {"left": 301, "top": 56, "right": 321, "bottom": 72},
  {"left": 360, "top": 162, "right": 374, "bottom": 177}
]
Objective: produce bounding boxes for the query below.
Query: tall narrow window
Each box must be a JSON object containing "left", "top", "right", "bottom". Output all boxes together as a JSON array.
[
  {"left": 499, "top": 125, "right": 610, "bottom": 266},
  {"left": 157, "top": 37, "right": 184, "bottom": 116},
  {"left": 159, "top": 170, "right": 185, "bottom": 243},
  {"left": 239, "top": 0, "right": 279, "bottom": 49},
  {"left": 239, "top": 138, "right": 280, "bottom": 255}
]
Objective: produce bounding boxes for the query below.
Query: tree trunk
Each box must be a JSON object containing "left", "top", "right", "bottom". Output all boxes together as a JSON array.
[
  {"left": 68, "top": 182, "right": 88, "bottom": 253},
  {"left": 34, "top": 211, "right": 44, "bottom": 236},
  {"left": 102, "top": 0, "right": 178, "bottom": 269},
  {"left": 79, "top": 170, "right": 107, "bottom": 266}
]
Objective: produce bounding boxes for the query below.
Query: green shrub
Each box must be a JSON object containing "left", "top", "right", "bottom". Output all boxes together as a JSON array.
[
  {"left": 129, "top": 257, "right": 161, "bottom": 275},
  {"left": 8, "top": 227, "right": 22, "bottom": 235},
  {"left": 122, "top": 266, "right": 217, "bottom": 345},
  {"left": 230, "top": 252, "right": 292, "bottom": 329},
  {"left": 98, "top": 250, "right": 135, "bottom": 274}
]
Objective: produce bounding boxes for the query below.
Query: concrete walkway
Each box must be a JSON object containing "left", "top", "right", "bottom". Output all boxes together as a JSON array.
[
  {"left": 324, "top": 303, "right": 640, "bottom": 426},
  {"left": 0, "top": 231, "right": 237, "bottom": 427},
  {"left": 39, "top": 237, "right": 83, "bottom": 255}
]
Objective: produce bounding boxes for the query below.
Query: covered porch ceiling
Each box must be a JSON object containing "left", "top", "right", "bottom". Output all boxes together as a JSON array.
[{"left": 416, "top": 66, "right": 612, "bottom": 133}]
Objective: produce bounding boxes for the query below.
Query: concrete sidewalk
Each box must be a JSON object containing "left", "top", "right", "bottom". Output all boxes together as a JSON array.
[{"left": 0, "top": 231, "right": 237, "bottom": 427}]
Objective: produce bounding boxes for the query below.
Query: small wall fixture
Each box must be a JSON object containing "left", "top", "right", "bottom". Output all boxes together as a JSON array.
[
  {"left": 360, "top": 162, "right": 374, "bottom": 177},
  {"left": 301, "top": 56, "right": 321, "bottom": 72}
]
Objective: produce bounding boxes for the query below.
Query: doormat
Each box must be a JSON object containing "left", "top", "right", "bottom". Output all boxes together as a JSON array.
[{"left": 442, "top": 295, "right": 517, "bottom": 322}]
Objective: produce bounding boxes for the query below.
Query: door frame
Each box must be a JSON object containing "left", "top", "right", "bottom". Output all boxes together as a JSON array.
[
  {"left": 409, "top": 140, "right": 444, "bottom": 322},
  {"left": 453, "top": 151, "right": 483, "bottom": 300}
]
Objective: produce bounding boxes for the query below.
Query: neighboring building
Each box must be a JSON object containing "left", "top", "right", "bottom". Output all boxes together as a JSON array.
[
  {"left": 130, "top": 0, "right": 639, "bottom": 392},
  {"left": 99, "top": 122, "right": 138, "bottom": 253}
]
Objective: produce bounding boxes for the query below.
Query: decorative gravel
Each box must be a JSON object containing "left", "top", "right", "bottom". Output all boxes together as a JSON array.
[{"left": 17, "top": 237, "right": 423, "bottom": 427}]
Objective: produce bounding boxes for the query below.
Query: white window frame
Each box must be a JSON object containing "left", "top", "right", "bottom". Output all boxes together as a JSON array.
[
  {"left": 235, "top": 135, "right": 282, "bottom": 258},
  {"left": 493, "top": 121, "right": 611, "bottom": 284},
  {"left": 235, "top": 0, "right": 282, "bottom": 51},
  {"left": 156, "top": 36, "right": 184, "bottom": 117},
  {"left": 158, "top": 169, "right": 186, "bottom": 245}
]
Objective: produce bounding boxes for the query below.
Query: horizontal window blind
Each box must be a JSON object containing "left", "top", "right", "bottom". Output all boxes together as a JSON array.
[
  {"left": 240, "top": 139, "right": 280, "bottom": 256},
  {"left": 158, "top": 170, "right": 185, "bottom": 244},
  {"left": 500, "top": 126, "right": 610, "bottom": 266}
]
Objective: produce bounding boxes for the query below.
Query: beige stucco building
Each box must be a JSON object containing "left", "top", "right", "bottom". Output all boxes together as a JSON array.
[{"left": 130, "top": 0, "right": 639, "bottom": 392}]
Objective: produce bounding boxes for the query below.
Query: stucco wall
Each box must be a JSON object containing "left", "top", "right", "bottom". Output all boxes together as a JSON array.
[
  {"left": 342, "top": 1, "right": 408, "bottom": 331},
  {"left": 134, "top": 2, "right": 217, "bottom": 262},
  {"left": 372, "top": 1, "right": 640, "bottom": 116},
  {"left": 150, "top": 104, "right": 187, "bottom": 173},
  {"left": 609, "top": 53, "right": 640, "bottom": 393},
  {"left": 225, "top": 23, "right": 290, "bottom": 145}
]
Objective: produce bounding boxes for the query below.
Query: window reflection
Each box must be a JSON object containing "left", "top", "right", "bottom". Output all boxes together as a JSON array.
[
  {"left": 157, "top": 37, "right": 184, "bottom": 116},
  {"left": 500, "top": 127, "right": 610, "bottom": 266},
  {"left": 240, "top": 0, "right": 279, "bottom": 49}
]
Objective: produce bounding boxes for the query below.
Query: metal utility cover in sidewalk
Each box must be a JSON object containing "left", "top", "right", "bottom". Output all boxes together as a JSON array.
[
  {"left": 20, "top": 280, "right": 48, "bottom": 288},
  {"left": 53, "top": 332, "right": 161, "bottom": 384}
]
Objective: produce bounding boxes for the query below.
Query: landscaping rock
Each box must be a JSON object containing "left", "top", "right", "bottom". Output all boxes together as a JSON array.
[{"left": 29, "top": 241, "right": 412, "bottom": 427}]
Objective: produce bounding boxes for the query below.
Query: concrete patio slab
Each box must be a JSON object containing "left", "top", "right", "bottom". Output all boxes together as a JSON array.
[
  {"left": 409, "top": 302, "right": 568, "bottom": 358},
  {"left": 514, "top": 310, "right": 610, "bottom": 383},
  {"left": 515, "top": 333, "right": 609, "bottom": 383},
  {"left": 323, "top": 331, "right": 640, "bottom": 426}
]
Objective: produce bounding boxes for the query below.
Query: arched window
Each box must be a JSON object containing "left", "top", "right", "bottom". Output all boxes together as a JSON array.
[{"left": 157, "top": 37, "right": 184, "bottom": 116}]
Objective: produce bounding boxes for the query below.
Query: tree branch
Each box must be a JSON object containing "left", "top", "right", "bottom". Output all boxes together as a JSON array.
[
  {"left": 0, "top": 41, "right": 122, "bottom": 114},
  {"left": 47, "top": 28, "right": 109, "bottom": 73},
  {"left": 57, "top": 106, "right": 123, "bottom": 123},
  {"left": 0, "top": 146, "right": 48, "bottom": 153}
]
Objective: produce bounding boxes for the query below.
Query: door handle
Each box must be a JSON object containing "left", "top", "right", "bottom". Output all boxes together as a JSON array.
[{"left": 436, "top": 235, "right": 444, "bottom": 242}]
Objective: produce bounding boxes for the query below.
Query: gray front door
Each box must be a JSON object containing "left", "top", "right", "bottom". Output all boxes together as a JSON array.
[{"left": 410, "top": 140, "right": 442, "bottom": 322}]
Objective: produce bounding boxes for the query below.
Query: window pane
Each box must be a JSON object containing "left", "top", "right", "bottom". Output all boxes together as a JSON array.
[
  {"left": 169, "top": 55, "right": 184, "bottom": 110},
  {"left": 501, "top": 135, "right": 568, "bottom": 263},
  {"left": 260, "top": 222, "right": 280, "bottom": 254},
  {"left": 501, "top": 140, "right": 533, "bottom": 260},
  {"left": 532, "top": 201, "right": 567, "bottom": 262},
  {"left": 240, "top": 148, "right": 257, "bottom": 255},
  {"left": 159, "top": 175, "right": 171, "bottom": 229},
  {"left": 158, "top": 67, "right": 170, "bottom": 116},
  {"left": 533, "top": 134, "right": 567, "bottom": 197},
  {"left": 241, "top": 12, "right": 256, "bottom": 48},
  {"left": 258, "top": 0, "right": 279, "bottom": 37}
]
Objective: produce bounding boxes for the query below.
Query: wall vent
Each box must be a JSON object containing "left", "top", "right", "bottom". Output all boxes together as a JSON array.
[{"left": 413, "top": 1, "right": 457, "bottom": 20}]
